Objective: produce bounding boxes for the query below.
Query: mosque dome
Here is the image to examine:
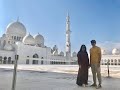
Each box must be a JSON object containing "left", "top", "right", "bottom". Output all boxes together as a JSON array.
[
  {"left": 4, "top": 44, "right": 14, "bottom": 51},
  {"left": 59, "top": 51, "right": 64, "bottom": 56},
  {"left": 34, "top": 33, "right": 44, "bottom": 46},
  {"left": 2, "top": 34, "right": 6, "bottom": 38},
  {"left": 72, "top": 52, "right": 77, "bottom": 57},
  {"left": 6, "top": 21, "right": 26, "bottom": 37},
  {"left": 22, "top": 33, "right": 35, "bottom": 45},
  {"left": 53, "top": 50, "right": 58, "bottom": 56},
  {"left": 53, "top": 45, "right": 58, "bottom": 51},
  {"left": 112, "top": 48, "right": 120, "bottom": 55}
]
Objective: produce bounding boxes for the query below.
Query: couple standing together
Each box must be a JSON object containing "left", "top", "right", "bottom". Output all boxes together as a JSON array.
[{"left": 76, "top": 40, "right": 102, "bottom": 89}]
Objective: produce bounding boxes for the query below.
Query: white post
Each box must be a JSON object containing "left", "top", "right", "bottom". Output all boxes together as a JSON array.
[{"left": 11, "top": 55, "right": 19, "bottom": 90}]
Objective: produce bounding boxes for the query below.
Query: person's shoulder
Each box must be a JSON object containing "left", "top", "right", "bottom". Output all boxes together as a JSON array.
[
  {"left": 90, "top": 47, "right": 93, "bottom": 50},
  {"left": 96, "top": 46, "right": 101, "bottom": 50},
  {"left": 77, "top": 51, "right": 81, "bottom": 55},
  {"left": 96, "top": 46, "right": 100, "bottom": 49}
]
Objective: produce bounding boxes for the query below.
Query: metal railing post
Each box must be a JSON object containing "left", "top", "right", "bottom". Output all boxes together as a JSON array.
[
  {"left": 107, "top": 60, "right": 110, "bottom": 77},
  {"left": 11, "top": 55, "right": 19, "bottom": 90}
]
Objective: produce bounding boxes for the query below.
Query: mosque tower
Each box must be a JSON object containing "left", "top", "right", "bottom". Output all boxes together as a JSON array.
[{"left": 65, "top": 13, "right": 71, "bottom": 61}]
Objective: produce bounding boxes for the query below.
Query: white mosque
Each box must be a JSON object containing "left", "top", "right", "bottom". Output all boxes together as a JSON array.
[
  {"left": 101, "top": 48, "right": 120, "bottom": 65},
  {"left": 0, "top": 14, "right": 120, "bottom": 65},
  {"left": 0, "top": 14, "right": 77, "bottom": 65}
]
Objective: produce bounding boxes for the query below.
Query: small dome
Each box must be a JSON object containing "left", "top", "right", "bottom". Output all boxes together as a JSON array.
[
  {"left": 53, "top": 45, "right": 58, "bottom": 51},
  {"left": 22, "top": 33, "right": 35, "bottom": 45},
  {"left": 59, "top": 51, "right": 64, "bottom": 56},
  {"left": 112, "top": 48, "right": 120, "bottom": 55},
  {"left": 6, "top": 21, "right": 26, "bottom": 37},
  {"left": 101, "top": 49, "right": 106, "bottom": 55},
  {"left": 53, "top": 50, "right": 58, "bottom": 56},
  {"left": 34, "top": 33, "right": 44, "bottom": 47},
  {"left": 4, "top": 44, "right": 14, "bottom": 51},
  {"left": 2, "top": 34, "right": 6, "bottom": 37},
  {"left": 72, "top": 52, "right": 77, "bottom": 57}
]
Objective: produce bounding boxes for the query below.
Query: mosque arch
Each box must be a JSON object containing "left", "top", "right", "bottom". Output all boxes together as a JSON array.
[
  {"left": 111, "top": 59, "right": 113, "bottom": 65},
  {"left": 107, "top": 59, "right": 110, "bottom": 65},
  {"left": 14, "top": 36, "right": 16, "bottom": 40},
  {"left": 33, "top": 54, "right": 39, "bottom": 58},
  {"left": 12, "top": 36, "right": 14, "bottom": 39},
  {"left": 32, "top": 54, "right": 39, "bottom": 64},
  {"left": 0, "top": 56, "right": 2, "bottom": 64},
  {"left": 26, "top": 56, "right": 29, "bottom": 64},
  {"left": 118, "top": 59, "right": 120, "bottom": 65},
  {"left": 26, "top": 60, "right": 29, "bottom": 64},
  {"left": 119, "top": 59, "right": 120, "bottom": 63},
  {"left": 8, "top": 57, "right": 11, "bottom": 64},
  {"left": 11, "top": 61, "right": 14, "bottom": 64},
  {"left": 115, "top": 59, "right": 117, "bottom": 65},
  {"left": 41, "top": 57, "right": 44, "bottom": 65},
  {"left": 3, "top": 57, "right": 7, "bottom": 64}
]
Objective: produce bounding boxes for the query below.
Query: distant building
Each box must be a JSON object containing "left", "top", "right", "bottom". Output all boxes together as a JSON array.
[
  {"left": 0, "top": 15, "right": 120, "bottom": 65},
  {"left": 0, "top": 15, "right": 77, "bottom": 65},
  {"left": 101, "top": 49, "right": 120, "bottom": 65}
]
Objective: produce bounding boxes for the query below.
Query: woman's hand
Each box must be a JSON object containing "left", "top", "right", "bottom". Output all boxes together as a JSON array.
[
  {"left": 97, "top": 63, "right": 100, "bottom": 67},
  {"left": 88, "top": 64, "right": 90, "bottom": 68},
  {"left": 88, "top": 66, "right": 90, "bottom": 69}
]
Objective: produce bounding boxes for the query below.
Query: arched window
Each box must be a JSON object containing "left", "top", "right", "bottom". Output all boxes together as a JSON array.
[
  {"left": 19, "top": 37, "right": 21, "bottom": 40},
  {"left": 3, "top": 57, "right": 7, "bottom": 64},
  {"left": 111, "top": 59, "right": 113, "bottom": 62},
  {"left": 0, "top": 56, "right": 2, "bottom": 64},
  {"left": 33, "top": 54, "right": 39, "bottom": 58},
  {"left": 14, "top": 36, "right": 16, "bottom": 40},
  {"left": 32, "top": 54, "right": 39, "bottom": 64},
  {"left": 17, "top": 37, "right": 19, "bottom": 40},
  {"left": 8, "top": 57, "right": 11, "bottom": 64},
  {"left": 41, "top": 61, "right": 43, "bottom": 64},
  {"left": 115, "top": 59, "right": 117, "bottom": 65},
  {"left": 12, "top": 36, "right": 14, "bottom": 39},
  {"left": 26, "top": 60, "right": 29, "bottom": 64},
  {"left": 107, "top": 59, "right": 110, "bottom": 65},
  {"left": 115, "top": 59, "right": 117, "bottom": 62},
  {"left": 26, "top": 56, "right": 29, "bottom": 64},
  {"left": 11, "top": 61, "right": 14, "bottom": 64},
  {"left": 8, "top": 41, "right": 10, "bottom": 44},
  {"left": 111, "top": 59, "right": 113, "bottom": 65}
]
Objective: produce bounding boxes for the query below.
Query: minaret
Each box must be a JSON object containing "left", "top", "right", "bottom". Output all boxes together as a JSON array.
[
  {"left": 17, "top": 17, "right": 19, "bottom": 22},
  {"left": 66, "top": 13, "right": 71, "bottom": 61}
]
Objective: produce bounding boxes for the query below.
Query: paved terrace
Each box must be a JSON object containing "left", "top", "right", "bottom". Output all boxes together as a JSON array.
[{"left": 0, "top": 65, "right": 120, "bottom": 90}]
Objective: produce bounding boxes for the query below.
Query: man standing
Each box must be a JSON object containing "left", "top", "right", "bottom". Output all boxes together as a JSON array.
[{"left": 90, "top": 40, "right": 102, "bottom": 89}]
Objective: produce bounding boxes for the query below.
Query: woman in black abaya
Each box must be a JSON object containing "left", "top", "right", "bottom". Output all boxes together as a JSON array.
[{"left": 76, "top": 45, "right": 89, "bottom": 86}]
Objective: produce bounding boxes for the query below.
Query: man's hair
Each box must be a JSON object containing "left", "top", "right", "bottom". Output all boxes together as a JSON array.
[{"left": 91, "top": 40, "right": 96, "bottom": 44}]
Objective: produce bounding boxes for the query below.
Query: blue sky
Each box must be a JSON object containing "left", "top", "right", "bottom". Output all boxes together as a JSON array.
[{"left": 0, "top": 0, "right": 120, "bottom": 52}]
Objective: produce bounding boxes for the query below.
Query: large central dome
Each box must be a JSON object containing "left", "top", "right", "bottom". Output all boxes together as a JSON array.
[{"left": 6, "top": 21, "right": 26, "bottom": 37}]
